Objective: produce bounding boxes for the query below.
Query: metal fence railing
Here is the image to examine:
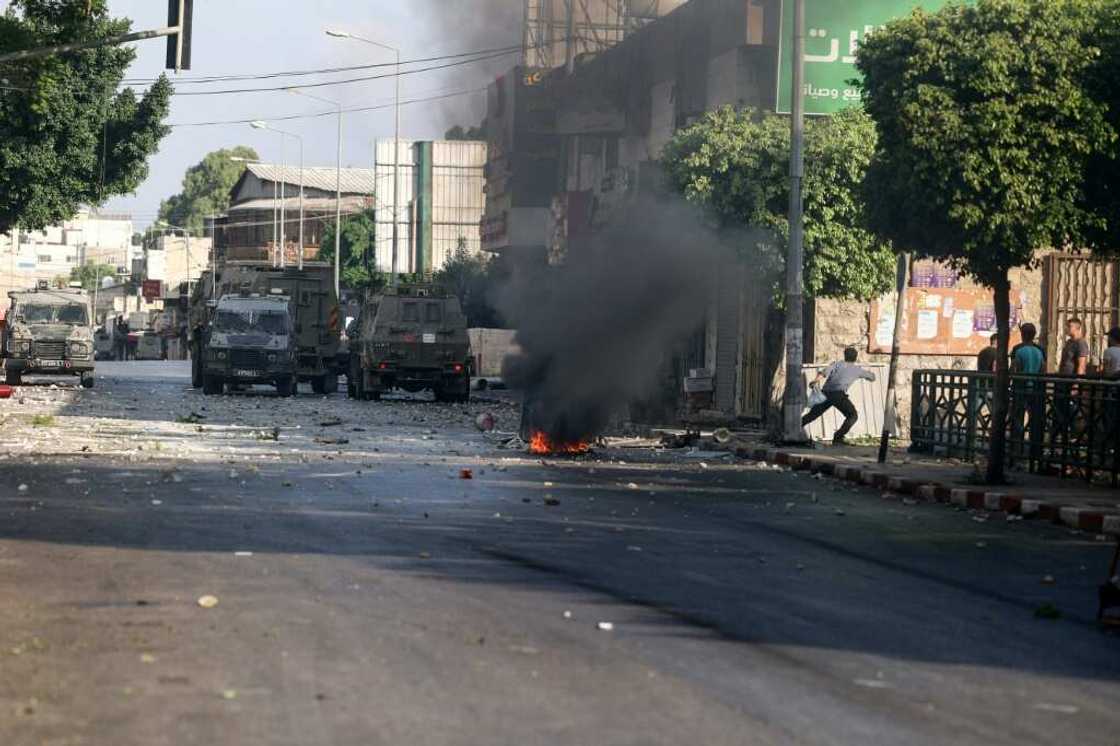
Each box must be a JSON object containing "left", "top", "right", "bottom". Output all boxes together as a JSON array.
[{"left": 910, "top": 370, "right": 1120, "bottom": 486}]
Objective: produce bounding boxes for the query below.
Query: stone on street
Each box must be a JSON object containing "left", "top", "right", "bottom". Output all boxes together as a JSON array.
[{"left": 0, "top": 362, "right": 1116, "bottom": 746}]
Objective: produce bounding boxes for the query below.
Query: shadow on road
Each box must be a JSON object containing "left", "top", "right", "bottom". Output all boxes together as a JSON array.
[{"left": 1, "top": 440, "right": 1118, "bottom": 691}]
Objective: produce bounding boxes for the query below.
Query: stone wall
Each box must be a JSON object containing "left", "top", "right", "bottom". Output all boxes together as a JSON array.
[{"left": 810, "top": 262, "right": 1047, "bottom": 438}]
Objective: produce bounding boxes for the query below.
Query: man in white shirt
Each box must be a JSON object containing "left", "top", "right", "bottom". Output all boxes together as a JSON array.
[{"left": 803, "top": 347, "right": 877, "bottom": 445}]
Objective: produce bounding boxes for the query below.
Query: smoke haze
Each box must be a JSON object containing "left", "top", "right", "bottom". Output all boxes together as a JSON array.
[{"left": 501, "top": 199, "right": 726, "bottom": 442}]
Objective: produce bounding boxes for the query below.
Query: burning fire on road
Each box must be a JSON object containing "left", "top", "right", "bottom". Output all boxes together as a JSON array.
[{"left": 528, "top": 430, "right": 592, "bottom": 456}]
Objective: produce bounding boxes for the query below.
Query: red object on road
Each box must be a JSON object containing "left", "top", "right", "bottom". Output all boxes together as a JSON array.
[
  {"left": 0, "top": 385, "right": 13, "bottom": 399},
  {"left": 459, "top": 469, "right": 474, "bottom": 480}
]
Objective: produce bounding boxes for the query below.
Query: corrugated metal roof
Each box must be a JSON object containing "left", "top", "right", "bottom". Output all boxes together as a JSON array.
[
  {"left": 244, "top": 163, "right": 376, "bottom": 195},
  {"left": 227, "top": 196, "right": 372, "bottom": 212}
]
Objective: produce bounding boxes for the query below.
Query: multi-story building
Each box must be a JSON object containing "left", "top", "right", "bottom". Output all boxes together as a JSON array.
[
  {"left": 214, "top": 146, "right": 486, "bottom": 278},
  {"left": 483, "top": 0, "right": 779, "bottom": 421},
  {"left": 0, "top": 208, "right": 135, "bottom": 298}
]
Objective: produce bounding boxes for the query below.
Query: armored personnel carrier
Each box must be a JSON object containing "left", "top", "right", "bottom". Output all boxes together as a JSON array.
[
  {"left": 190, "top": 261, "right": 340, "bottom": 394},
  {"left": 2, "top": 283, "right": 94, "bottom": 387},
  {"left": 198, "top": 293, "right": 296, "bottom": 396},
  {"left": 348, "top": 285, "right": 471, "bottom": 402}
]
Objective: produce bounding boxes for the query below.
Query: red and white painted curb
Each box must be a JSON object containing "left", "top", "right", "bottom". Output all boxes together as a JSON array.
[{"left": 734, "top": 445, "right": 1120, "bottom": 536}]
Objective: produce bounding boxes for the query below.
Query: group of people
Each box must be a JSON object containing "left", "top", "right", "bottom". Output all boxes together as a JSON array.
[
  {"left": 799, "top": 317, "right": 1120, "bottom": 448},
  {"left": 977, "top": 318, "right": 1120, "bottom": 379}
]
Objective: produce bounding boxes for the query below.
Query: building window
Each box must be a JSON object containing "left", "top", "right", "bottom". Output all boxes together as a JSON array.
[
  {"left": 37, "top": 255, "right": 51, "bottom": 264},
  {"left": 402, "top": 302, "right": 419, "bottom": 322}
]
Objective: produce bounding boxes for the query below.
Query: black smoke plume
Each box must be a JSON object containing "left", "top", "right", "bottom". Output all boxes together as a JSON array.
[{"left": 501, "top": 199, "right": 725, "bottom": 443}]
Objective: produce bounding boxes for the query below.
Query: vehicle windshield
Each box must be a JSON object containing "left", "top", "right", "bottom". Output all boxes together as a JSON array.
[
  {"left": 17, "top": 303, "right": 89, "bottom": 325},
  {"left": 214, "top": 308, "right": 290, "bottom": 335}
]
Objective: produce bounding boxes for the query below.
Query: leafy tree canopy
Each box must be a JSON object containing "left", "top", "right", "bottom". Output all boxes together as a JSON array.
[
  {"left": 432, "top": 241, "right": 505, "bottom": 328},
  {"left": 319, "top": 208, "right": 386, "bottom": 291},
  {"left": 856, "top": 0, "right": 1117, "bottom": 285},
  {"left": 444, "top": 123, "right": 486, "bottom": 141},
  {"left": 69, "top": 262, "right": 117, "bottom": 291},
  {"left": 662, "top": 107, "right": 895, "bottom": 302},
  {"left": 157, "top": 146, "right": 259, "bottom": 236},
  {"left": 0, "top": 0, "right": 172, "bottom": 233}
]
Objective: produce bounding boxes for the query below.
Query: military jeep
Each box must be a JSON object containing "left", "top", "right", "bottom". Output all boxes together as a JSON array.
[
  {"left": 348, "top": 285, "right": 471, "bottom": 402},
  {"left": 2, "top": 284, "right": 95, "bottom": 387}
]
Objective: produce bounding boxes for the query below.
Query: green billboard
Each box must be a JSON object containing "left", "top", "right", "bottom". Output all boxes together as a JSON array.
[{"left": 777, "top": 0, "right": 957, "bottom": 115}]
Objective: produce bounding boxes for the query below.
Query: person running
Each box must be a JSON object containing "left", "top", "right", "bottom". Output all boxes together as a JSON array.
[{"left": 802, "top": 347, "right": 876, "bottom": 445}]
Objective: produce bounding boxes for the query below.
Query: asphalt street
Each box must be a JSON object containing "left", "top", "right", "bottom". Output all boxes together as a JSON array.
[{"left": 0, "top": 362, "right": 1117, "bottom": 745}]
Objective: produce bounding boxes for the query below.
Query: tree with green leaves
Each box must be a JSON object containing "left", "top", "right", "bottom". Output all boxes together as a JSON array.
[
  {"left": 319, "top": 208, "right": 386, "bottom": 290},
  {"left": 433, "top": 240, "right": 504, "bottom": 328},
  {"left": 0, "top": 0, "right": 172, "bottom": 233},
  {"left": 857, "top": 0, "right": 1118, "bottom": 484},
  {"left": 662, "top": 107, "right": 896, "bottom": 302},
  {"left": 444, "top": 123, "right": 485, "bottom": 141},
  {"left": 69, "top": 262, "right": 117, "bottom": 291},
  {"left": 157, "top": 146, "right": 259, "bottom": 236}
]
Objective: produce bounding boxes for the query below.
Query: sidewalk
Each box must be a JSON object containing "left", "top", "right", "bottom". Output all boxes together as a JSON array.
[{"left": 728, "top": 437, "right": 1120, "bottom": 537}]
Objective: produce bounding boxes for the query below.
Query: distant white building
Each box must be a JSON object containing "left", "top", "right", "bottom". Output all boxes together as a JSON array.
[
  {"left": 0, "top": 208, "right": 134, "bottom": 298},
  {"left": 143, "top": 234, "right": 211, "bottom": 293}
]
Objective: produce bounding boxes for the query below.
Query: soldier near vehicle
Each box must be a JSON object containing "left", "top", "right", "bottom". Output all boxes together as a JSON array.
[
  {"left": 1, "top": 282, "right": 95, "bottom": 388},
  {"left": 189, "top": 261, "right": 341, "bottom": 395},
  {"left": 348, "top": 284, "right": 472, "bottom": 402}
]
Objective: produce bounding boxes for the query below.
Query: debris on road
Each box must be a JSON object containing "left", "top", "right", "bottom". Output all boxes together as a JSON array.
[
  {"left": 475, "top": 413, "right": 496, "bottom": 432},
  {"left": 459, "top": 468, "right": 474, "bottom": 480},
  {"left": 197, "top": 595, "right": 219, "bottom": 609},
  {"left": 544, "top": 496, "right": 561, "bottom": 506},
  {"left": 597, "top": 622, "right": 614, "bottom": 631}
]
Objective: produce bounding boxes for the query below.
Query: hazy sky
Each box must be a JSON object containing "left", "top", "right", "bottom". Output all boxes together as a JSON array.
[{"left": 2, "top": 1, "right": 523, "bottom": 228}]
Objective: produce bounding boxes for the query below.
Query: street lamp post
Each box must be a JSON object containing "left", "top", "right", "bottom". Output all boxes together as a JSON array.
[
  {"left": 287, "top": 88, "right": 343, "bottom": 293},
  {"left": 251, "top": 121, "right": 304, "bottom": 270},
  {"left": 326, "top": 29, "right": 401, "bottom": 287}
]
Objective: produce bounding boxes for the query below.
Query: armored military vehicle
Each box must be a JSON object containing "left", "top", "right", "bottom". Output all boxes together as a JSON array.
[
  {"left": 2, "top": 283, "right": 95, "bottom": 387},
  {"left": 198, "top": 293, "right": 296, "bottom": 396},
  {"left": 190, "top": 261, "right": 340, "bottom": 394},
  {"left": 348, "top": 285, "right": 471, "bottom": 402}
]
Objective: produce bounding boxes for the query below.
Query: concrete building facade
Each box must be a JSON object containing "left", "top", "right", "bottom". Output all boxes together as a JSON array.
[{"left": 0, "top": 208, "right": 135, "bottom": 298}]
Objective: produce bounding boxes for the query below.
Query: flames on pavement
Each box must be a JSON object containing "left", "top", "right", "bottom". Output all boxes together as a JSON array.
[{"left": 528, "top": 430, "right": 592, "bottom": 456}]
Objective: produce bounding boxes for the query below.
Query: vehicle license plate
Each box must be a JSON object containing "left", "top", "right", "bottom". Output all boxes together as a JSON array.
[
  {"left": 37, "top": 359, "right": 64, "bottom": 368},
  {"left": 234, "top": 369, "right": 259, "bottom": 378}
]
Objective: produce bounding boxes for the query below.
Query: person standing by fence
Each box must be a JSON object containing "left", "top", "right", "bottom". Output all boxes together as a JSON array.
[
  {"left": 1010, "top": 323, "right": 1046, "bottom": 463},
  {"left": 802, "top": 347, "right": 877, "bottom": 446},
  {"left": 1103, "top": 327, "right": 1120, "bottom": 380}
]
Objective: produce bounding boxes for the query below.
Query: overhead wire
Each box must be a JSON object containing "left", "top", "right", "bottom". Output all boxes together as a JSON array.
[
  {"left": 167, "top": 48, "right": 517, "bottom": 97},
  {"left": 119, "top": 44, "right": 524, "bottom": 86},
  {"left": 166, "top": 87, "right": 486, "bottom": 128}
]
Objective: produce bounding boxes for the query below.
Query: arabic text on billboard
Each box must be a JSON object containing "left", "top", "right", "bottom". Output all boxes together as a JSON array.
[{"left": 777, "top": 1, "right": 956, "bottom": 115}]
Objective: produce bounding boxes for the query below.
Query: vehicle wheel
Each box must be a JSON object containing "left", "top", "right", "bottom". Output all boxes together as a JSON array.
[
  {"left": 80, "top": 374, "right": 94, "bottom": 389},
  {"left": 190, "top": 345, "right": 203, "bottom": 388},
  {"left": 202, "top": 375, "right": 223, "bottom": 395},
  {"left": 276, "top": 377, "right": 295, "bottom": 397},
  {"left": 5, "top": 370, "right": 21, "bottom": 386}
]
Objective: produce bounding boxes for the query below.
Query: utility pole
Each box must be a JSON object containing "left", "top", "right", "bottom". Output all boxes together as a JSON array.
[
  {"left": 565, "top": 0, "right": 576, "bottom": 74},
  {"left": 878, "top": 253, "right": 910, "bottom": 463},
  {"left": 781, "top": 0, "right": 808, "bottom": 443}
]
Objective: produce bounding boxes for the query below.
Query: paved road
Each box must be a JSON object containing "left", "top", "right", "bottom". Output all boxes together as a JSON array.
[{"left": 0, "top": 362, "right": 1117, "bottom": 745}]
